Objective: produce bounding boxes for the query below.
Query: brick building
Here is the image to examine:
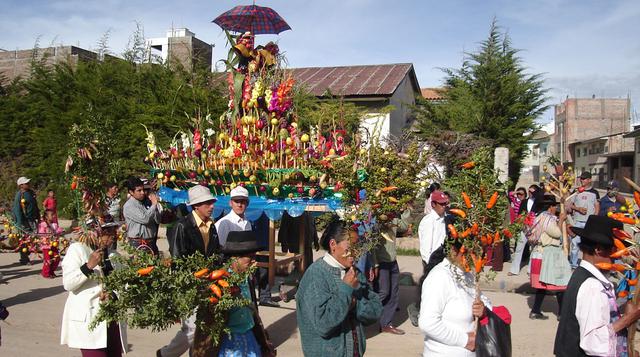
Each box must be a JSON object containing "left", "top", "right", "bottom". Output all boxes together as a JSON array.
[
  {"left": 552, "top": 96, "right": 633, "bottom": 189},
  {"left": 0, "top": 46, "right": 102, "bottom": 82}
]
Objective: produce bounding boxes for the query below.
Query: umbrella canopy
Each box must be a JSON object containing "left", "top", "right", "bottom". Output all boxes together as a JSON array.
[{"left": 213, "top": 5, "right": 291, "bottom": 35}]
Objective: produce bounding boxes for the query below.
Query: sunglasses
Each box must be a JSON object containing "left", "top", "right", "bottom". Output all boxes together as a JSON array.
[
  {"left": 435, "top": 201, "right": 450, "bottom": 206},
  {"left": 231, "top": 199, "right": 248, "bottom": 205}
]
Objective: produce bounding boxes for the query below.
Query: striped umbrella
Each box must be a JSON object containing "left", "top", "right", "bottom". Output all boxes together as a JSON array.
[{"left": 213, "top": 4, "right": 291, "bottom": 35}]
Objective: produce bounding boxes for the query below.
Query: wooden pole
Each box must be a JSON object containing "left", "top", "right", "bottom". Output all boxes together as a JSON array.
[
  {"left": 268, "top": 219, "right": 276, "bottom": 288},
  {"left": 298, "top": 216, "right": 306, "bottom": 272},
  {"left": 561, "top": 201, "right": 569, "bottom": 256}
]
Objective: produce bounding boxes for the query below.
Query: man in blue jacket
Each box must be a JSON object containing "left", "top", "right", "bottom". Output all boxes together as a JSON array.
[{"left": 12, "top": 176, "right": 39, "bottom": 264}]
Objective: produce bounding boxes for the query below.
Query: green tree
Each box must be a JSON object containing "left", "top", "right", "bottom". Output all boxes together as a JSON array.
[
  {"left": 414, "top": 20, "right": 548, "bottom": 183},
  {"left": 0, "top": 38, "right": 227, "bottom": 216}
]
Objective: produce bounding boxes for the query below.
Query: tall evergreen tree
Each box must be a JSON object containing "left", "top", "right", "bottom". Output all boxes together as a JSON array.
[{"left": 414, "top": 20, "right": 548, "bottom": 184}]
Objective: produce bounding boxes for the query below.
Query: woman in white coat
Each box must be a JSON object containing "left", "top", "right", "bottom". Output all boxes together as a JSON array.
[
  {"left": 419, "top": 237, "right": 491, "bottom": 356},
  {"left": 60, "top": 221, "right": 127, "bottom": 356}
]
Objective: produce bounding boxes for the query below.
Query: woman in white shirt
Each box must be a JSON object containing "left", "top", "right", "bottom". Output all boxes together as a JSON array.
[
  {"left": 60, "top": 222, "right": 127, "bottom": 356},
  {"left": 419, "top": 239, "right": 491, "bottom": 357}
]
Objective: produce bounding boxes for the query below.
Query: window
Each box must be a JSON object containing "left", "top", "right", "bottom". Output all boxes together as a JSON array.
[
  {"left": 582, "top": 148, "right": 587, "bottom": 156},
  {"left": 576, "top": 149, "right": 580, "bottom": 157}
]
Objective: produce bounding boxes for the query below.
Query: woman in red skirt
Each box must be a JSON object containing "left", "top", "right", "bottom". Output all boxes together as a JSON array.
[
  {"left": 37, "top": 210, "right": 63, "bottom": 278},
  {"left": 529, "top": 195, "right": 572, "bottom": 320}
]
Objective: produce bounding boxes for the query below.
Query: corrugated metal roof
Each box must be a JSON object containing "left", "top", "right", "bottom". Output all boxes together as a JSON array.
[{"left": 288, "top": 63, "right": 420, "bottom": 97}]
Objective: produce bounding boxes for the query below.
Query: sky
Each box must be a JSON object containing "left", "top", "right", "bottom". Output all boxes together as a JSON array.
[{"left": 2, "top": 0, "right": 639, "bottom": 126}]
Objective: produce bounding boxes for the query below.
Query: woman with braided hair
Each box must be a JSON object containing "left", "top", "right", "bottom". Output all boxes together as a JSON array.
[{"left": 296, "top": 218, "right": 382, "bottom": 357}]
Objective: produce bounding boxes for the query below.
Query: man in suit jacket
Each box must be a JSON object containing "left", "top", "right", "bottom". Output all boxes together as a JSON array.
[
  {"left": 171, "top": 185, "right": 220, "bottom": 259},
  {"left": 158, "top": 185, "right": 221, "bottom": 357}
]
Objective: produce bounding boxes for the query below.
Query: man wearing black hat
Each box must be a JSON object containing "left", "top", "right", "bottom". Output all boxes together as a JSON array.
[
  {"left": 554, "top": 215, "right": 640, "bottom": 356},
  {"left": 191, "top": 230, "right": 275, "bottom": 357},
  {"left": 566, "top": 171, "right": 600, "bottom": 268}
]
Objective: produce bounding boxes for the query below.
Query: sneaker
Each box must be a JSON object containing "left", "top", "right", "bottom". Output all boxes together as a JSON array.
[
  {"left": 529, "top": 312, "right": 549, "bottom": 320},
  {"left": 407, "top": 303, "right": 419, "bottom": 327},
  {"left": 259, "top": 300, "right": 280, "bottom": 308}
]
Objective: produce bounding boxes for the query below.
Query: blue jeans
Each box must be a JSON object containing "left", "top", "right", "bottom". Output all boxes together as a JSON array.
[
  {"left": 570, "top": 221, "right": 585, "bottom": 268},
  {"left": 509, "top": 232, "right": 528, "bottom": 275}
]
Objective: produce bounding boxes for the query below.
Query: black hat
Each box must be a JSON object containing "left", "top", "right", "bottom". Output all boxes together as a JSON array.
[
  {"left": 222, "top": 231, "right": 260, "bottom": 255},
  {"left": 571, "top": 215, "right": 622, "bottom": 247},
  {"left": 579, "top": 171, "right": 592, "bottom": 179},
  {"left": 539, "top": 194, "right": 558, "bottom": 208}
]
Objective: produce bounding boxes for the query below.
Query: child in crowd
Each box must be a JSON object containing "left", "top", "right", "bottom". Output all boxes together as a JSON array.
[
  {"left": 38, "top": 210, "right": 63, "bottom": 278},
  {"left": 42, "top": 190, "right": 58, "bottom": 224}
]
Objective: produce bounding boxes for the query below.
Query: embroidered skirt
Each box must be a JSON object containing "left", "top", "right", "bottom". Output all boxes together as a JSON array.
[
  {"left": 218, "top": 330, "right": 261, "bottom": 357},
  {"left": 530, "top": 247, "right": 570, "bottom": 291}
]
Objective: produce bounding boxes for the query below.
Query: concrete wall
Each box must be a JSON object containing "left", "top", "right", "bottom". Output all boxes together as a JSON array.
[
  {"left": 388, "top": 75, "right": 417, "bottom": 139},
  {"left": 0, "top": 46, "right": 103, "bottom": 82}
]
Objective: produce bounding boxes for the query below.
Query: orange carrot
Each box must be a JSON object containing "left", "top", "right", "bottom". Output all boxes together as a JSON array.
[
  {"left": 217, "top": 279, "right": 230, "bottom": 288},
  {"left": 210, "top": 283, "right": 222, "bottom": 298},
  {"left": 137, "top": 266, "right": 154, "bottom": 276},
  {"left": 613, "top": 239, "right": 626, "bottom": 251},
  {"left": 449, "top": 209, "right": 467, "bottom": 219},
  {"left": 209, "top": 296, "right": 219, "bottom": 304},
  {"left": 209, "top": 269, "right": 229, "bottom": 281},
  {"left": 610, "top": 248, "right": 631, "bottom": 259},
  {"left": 634, "top": 191, "right": 640, "bottom": 208},
  {"left": 614, "top": 216, "right": 636, "bottom": 225},
  {"left": 486, "top": 192, "right": 499, "bottom": 209},
  {"left": 471, "top": 254, "right": 483, "bottom": 273},
  {"left": 381, "top": 186, "right": 398, "bottom": 193},
  {"left": 611, "top": 264, "right": 627, "bottom": 272},
  {"left": 460, "top": 228, "right": 472, "bottom": 238},
  {"left": 461, "top": 255, "right": 470, "bottom": 272},
  {"left": 461, "top": 192, "right": 472, "bottom": 209},
  {"left": 460, "top": 161, "right": 475, "bottom": 169},
  {"left": 502, "top": 229, "right": 513, "bottom": 239},
  {"left": 194, "top": 268, "right": 209, "bottom": 278},
  {"left": 447, "top": 224, "right": 459, "bottom": 239},
  {"left": 595, "top": 262, "right": 613, "bottom": 270},
  {"left": 471, "top": 223, "right": 479, "bottom": 235},
  {"left": 495, "top": 231, "right": 500, "bottom": 244},
  {"left": 613, "top": 228, "right": 632, "bottom": 240}
]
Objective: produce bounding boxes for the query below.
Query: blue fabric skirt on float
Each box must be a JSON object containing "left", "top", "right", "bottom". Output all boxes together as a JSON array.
[{"left": 218, "top": 330, "right": 262, "bottom": 357}]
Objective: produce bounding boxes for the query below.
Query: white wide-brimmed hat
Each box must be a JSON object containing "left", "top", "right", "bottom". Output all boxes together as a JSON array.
[
  {"left": 16, "top": 177, "right": 30, "bottom": 186},
  {"left": 188, "top": 185, "right": 217, "bottom": 206},
  {"left": 230, "top": 186, "right": 249, "bottom": 200}
]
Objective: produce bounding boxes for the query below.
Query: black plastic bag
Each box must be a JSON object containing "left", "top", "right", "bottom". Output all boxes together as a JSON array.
[{"left": 476, "top": 308, "right": 512, "bottom": 357}]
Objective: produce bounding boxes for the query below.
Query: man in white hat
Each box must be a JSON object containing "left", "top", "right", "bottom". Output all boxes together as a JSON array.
[
  {"left": 215, "top": 186, "right": 252, "bottom": 247},
  {"left": 12, "top": 176, "right": 40, "bottom": 264},
  {"left": 159, "top": 185, "right": 221, "bottom": 357},
  {"left": 215, "top": 186, "right": 280, "bottom": 307}
]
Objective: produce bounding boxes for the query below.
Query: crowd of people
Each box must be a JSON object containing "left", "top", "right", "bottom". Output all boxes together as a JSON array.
[{"left": 4, "top": 171, "right": 640, "bottom": 356}]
